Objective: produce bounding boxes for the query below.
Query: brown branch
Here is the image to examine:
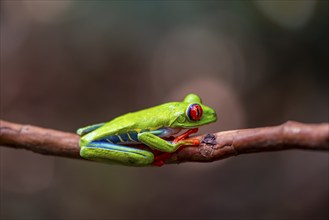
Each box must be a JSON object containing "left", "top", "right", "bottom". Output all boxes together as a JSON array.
[
  {"left": 0, "top": 120, "right": 328, "bottom": 165},
  {"left": 0, "top": 120, "right": 81, "bottom": 159}
]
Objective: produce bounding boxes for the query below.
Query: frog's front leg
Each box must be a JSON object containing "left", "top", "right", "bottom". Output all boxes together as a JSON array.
[
  {"left": 80, "top": 142, "right": 154, "bottom": 166},
  {"left": 138, "top": 129, "right": 200, "bottom": 153}
]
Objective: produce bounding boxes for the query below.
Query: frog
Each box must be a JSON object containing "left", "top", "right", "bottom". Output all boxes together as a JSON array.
[{"left": 77, "top": 93, "right": 217, "bottom": 166}]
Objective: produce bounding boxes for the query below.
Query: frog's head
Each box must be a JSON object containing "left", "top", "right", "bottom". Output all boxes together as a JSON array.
[{"left": 170, "top": 93, "right": 217, "bottom": 128}]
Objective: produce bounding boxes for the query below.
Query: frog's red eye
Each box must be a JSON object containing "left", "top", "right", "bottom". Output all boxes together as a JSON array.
[{"left": 187, "top": 104, "right": 203, "bottom": 121}]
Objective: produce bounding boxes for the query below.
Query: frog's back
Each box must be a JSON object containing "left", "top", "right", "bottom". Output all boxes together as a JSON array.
[
  {"left": 80, "top": 102, "right": 181, "bottom": 145},
  {"left": 102, "top": 102, "right": 181, "bottom": 132}
]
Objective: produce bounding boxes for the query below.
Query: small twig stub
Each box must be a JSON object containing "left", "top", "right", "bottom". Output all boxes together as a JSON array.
[{"left": 201, "top": 134, "right": 217, "bottom": 146}]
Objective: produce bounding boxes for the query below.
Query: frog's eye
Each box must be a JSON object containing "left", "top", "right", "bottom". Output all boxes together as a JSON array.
[{"left": 187, "top": 104, "right": 203, "bottom": 121}]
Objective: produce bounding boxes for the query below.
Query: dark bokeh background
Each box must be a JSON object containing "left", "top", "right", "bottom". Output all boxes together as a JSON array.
[{"left": 1, "top": 1, "right": 328, "bottom": 220}]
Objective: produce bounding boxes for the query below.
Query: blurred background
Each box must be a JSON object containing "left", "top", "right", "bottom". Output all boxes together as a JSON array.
[{"left": 1, "top": 1, "right": 328, "bottom": 220}]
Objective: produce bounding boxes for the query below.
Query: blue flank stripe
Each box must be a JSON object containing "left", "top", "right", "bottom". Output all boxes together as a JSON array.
[
  {"left": 99, "top": 128, "right": 167, "bottom": 144},
  {"left": 119, "top": 133, "right": 130, "bottom": 142},
  {"left": 106, "top": 135, "right": 121, "bottom": 144},
  {"left": 101, "top": 131, "right": 140, "bottom": 144},
  {"left": 127, "top": 131, "right": 139, "bottom": 142}
]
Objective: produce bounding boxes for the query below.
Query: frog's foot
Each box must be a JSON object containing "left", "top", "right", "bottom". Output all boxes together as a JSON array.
[
  {"left": 151, "top": 139, "right": 199, "bottom": 167},
  {"left": 138, "top": 129, "right": 200, "bottom": 160},
  {"left": 151, "top": 130, "right": 200, "bottom": 167},
  {"left": 173, "top": 128, "right": 200, "bottom": 145},
  {"left": 80, "top": 142, "right": 154, "bottom": 166}
]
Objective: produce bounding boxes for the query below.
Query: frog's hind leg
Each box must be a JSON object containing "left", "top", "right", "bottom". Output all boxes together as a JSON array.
[{"left": 80, "top": 142, "right": 154, "bottom": 166}]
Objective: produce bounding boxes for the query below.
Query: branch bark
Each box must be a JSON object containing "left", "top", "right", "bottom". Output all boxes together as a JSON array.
[{"left": 0, "top": 120, "right": 328, "bottom": 165}]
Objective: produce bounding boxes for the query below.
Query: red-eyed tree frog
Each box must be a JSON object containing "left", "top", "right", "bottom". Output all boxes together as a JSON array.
[{"left": 77, "top": 94, "right": 217, "bottom": 166}]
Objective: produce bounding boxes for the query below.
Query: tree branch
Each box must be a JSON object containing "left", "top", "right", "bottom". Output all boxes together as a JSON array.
[{"left": 0, "top": 120, "right": 328, "bottom": 165}]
